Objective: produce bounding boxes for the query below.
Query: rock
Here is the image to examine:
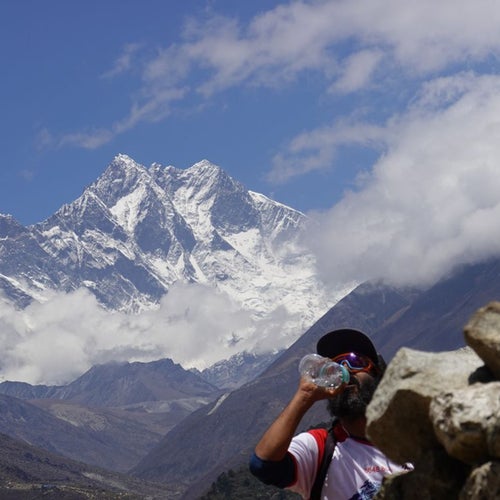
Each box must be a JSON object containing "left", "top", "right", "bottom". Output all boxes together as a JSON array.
[
  {"left": 430, "top": 383, "right": 500, "bottom": 465},
  {"left": 459, "top": 461, "right": 500, "bottom": 499},
  {"left": 375, "top": 447, "right": 467, "bottom": 500},
  {"left": 368, "top": 301, "right": 500, "bottom": 499},
  {"left": 464, "top": 302, "right": 500, "bottom": 378},
  {"left": 366, "top": 347, "right": 483, "bottom": 464}
]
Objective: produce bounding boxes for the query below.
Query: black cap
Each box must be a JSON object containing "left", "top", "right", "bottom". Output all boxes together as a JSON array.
[{"left": 316, "top": 328, "right": 379, "bottom": 366}]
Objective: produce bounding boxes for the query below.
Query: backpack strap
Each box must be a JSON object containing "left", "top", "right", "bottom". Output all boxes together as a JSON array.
[{"left": 309, "top": 421, "right": 339, "bottom": 500}]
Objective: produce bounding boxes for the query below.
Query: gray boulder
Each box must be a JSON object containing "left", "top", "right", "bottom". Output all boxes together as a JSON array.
[
  {"left": 366, "top": 301, "right": 500, "bottom": 499},
  {"left": 430, "top": 382, "right": 500, "bottom": 465},
  {"left": 366, "top": 347, "right": 483, "bottom": 464},
  {"left": 464, "top": 301, "right": 500, "bottom": 378}
]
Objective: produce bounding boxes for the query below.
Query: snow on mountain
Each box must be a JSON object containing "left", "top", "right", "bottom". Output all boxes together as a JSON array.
[
  {"left": 0, "top": 154, "right": 346, "bottom": 378},
  {"left": 36, "top": 155, "right": 334, "bottom": 319},
  {"left": 196, "top": 350, "right": 280, "bottom": 390}
]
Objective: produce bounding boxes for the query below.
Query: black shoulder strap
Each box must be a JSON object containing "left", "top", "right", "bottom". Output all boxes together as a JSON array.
[{"left": 309, "top": 423, "right": 338, "bottom": 500}]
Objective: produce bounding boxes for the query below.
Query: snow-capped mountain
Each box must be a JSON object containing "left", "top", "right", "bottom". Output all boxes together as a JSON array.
[{"left": 0, "top": 154, "right": 339, "bottom": 355}]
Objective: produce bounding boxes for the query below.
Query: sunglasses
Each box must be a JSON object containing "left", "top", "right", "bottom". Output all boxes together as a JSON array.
[{"left": 331, "top": 352, "right": 377, "bottom": 374}]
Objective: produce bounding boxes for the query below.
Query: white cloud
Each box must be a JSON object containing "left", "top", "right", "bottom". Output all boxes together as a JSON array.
[
  {"left": 58, "top": 128, "right": 115, "bottom": 150},
  {"left": 304, "top": 72, "right": 500, "bottom": 287},
  {"left": 58, "top": 87, "right": 187, "bottom": 150},
  {"left": 0, "top": 282, "right": 300, "bottom": 386},
  {"left": 175, "top": 0, "right": 500, "bottom": 92},
  {"left": 268, "top": 121, "right": 387, "bottom": 183},
  {"left": 330, "top": 49, "right": 384, "bottom": 94},
  {"left": 53, "top": 0, "right": 500, "bottom": 149},
  {"left": 35, "top": 127, "right": 53, "bottom": 150},
  {"left": 357, "top": 0, "right": 500, "bottom": 73},
  {"left": 101, "top": 43, "right": 143, "bottom": 80}
]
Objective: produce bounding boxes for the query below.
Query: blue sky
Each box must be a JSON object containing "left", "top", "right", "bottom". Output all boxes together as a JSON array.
[
  {"left": 2, "top": 0, "right": 352, "bottom": 223},
  {"left": 4, "top": 0, "right": 500, "bottom": 282},
  {"left": 3, "top": 0, "right": 500, "bottom": 286},
  {"left": 0, "top": 0, "right": 422, "bottom": 221},
  {"left": 3, "top": 0, "right": 500, "bottom": 383}
]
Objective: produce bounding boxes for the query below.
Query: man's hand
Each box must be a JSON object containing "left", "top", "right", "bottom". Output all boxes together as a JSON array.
[{"left": 297, "top": 376, "right": 346, "bottom": 403}]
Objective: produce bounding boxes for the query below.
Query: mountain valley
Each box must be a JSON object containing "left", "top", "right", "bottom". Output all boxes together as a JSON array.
[{"left": 0, "top": 155, "right": 499, "bottom": 498}]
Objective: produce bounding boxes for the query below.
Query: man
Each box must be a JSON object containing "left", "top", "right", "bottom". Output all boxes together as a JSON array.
[{"left": 249, "top": 328, "right": 411, "bottom": 499}]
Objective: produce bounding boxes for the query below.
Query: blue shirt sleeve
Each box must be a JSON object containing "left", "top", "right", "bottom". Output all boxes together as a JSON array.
[{"left": 249, "top": 451, "right": 296, "bottom": 488}]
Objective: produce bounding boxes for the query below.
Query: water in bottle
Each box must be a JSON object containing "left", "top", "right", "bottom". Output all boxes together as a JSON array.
[{"left": 298, "top": 353, "right": 350, "bottom": 388}]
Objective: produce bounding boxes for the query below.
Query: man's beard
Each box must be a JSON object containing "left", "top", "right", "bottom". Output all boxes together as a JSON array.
[{"left": 327, "top": 375, "right": 379, "bottom": 420}]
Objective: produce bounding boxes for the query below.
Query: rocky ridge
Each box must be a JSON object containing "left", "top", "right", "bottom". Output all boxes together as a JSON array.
[
  {"left": 0, "top": 154, "right": 338, "bottom": 372},
  {"left": 1, "top": 154, "right": 333, "bottom": 322},
  {"left": 367, "top": 301, "right": 500, "bottom": 499}
]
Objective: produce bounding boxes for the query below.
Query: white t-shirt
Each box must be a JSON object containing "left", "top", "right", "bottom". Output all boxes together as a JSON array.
[{"left": 287, "top": 429, "right": 411, "bottom": 499}]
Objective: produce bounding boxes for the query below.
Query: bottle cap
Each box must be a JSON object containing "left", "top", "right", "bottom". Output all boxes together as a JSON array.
[{"left": 339, "top": 364, "right": 350, "bottom": 384}]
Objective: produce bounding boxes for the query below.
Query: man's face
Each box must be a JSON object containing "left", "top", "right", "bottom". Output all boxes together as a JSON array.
[{"left": 327, "top": 369, "right": 380, "bottom": 420}]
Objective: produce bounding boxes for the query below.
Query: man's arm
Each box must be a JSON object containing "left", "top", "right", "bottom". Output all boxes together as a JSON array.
[
  {"left": 249, "top": 379, "right": 340, "bottom": 488},
  {"left": 255, "top": 378, "right": 340, "bottom": 460}
]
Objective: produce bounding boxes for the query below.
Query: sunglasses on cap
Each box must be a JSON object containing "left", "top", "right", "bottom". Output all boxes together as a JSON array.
[{"left": 331, "top": 352, "right": 377, "bottom": 374}]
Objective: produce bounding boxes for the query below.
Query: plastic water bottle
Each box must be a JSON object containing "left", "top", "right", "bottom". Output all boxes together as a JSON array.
[{"left": 298, "top": 353, "right": 350, "bottom": 388}]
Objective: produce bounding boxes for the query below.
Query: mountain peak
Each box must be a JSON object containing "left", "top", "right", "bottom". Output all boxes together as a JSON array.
[
  {"left": 112, "top": 153, "right": 138, "bottom": 166},
  {"left": 0, "top": 153, "right": 334, "bottom": 370},
  {"left": 89, "top": 155, "right": 152, "bottom": 208},
  {"left": 105, "top": 154, "right": 148, "bottom": 179},
  {"left": 192, "top": 159, "right": 216, "bottom": 168},
  {"left": 0, "top": 213, "right": 28, "bottom": 237},
  {"left": 0, "top": 213, "right": 17, "bottom": 224},
  {"left": 188, "top": 159, "right": 222, "bottom": 176}
]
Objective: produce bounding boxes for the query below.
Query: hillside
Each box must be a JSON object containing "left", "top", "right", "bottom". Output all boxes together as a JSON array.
[
  {"left": 0, "top": 359, "right": 222, "bottom": 472},
  {"left": 131, "top": 258, "right": 500, "bottom": 498},
  {"left": 0, "top": 432, "right": 169, "bottom": 498}
]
